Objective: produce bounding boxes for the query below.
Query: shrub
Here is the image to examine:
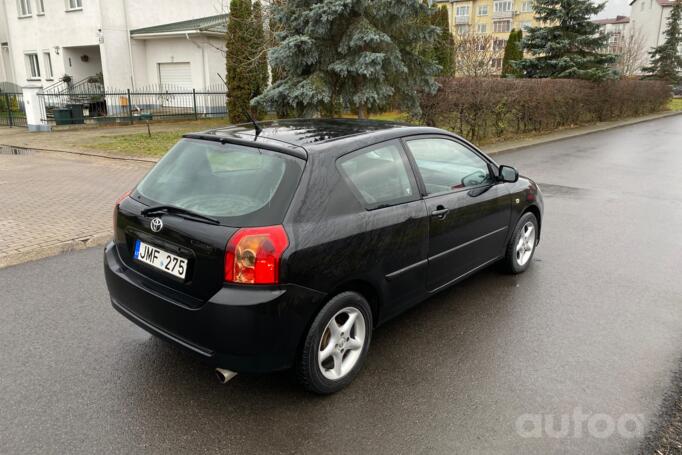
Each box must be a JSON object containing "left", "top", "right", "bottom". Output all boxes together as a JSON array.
[
  {"left": 420, "top": 78, "right": 671, "bottom": 142},
  {"left": 0, "top": 95, "right": 20, "bottom": 113}
]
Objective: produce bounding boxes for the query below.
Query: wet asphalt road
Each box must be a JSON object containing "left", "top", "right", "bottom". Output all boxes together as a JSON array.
[{"left": 1, "top": 116, "right": 682, "bottom": 454}]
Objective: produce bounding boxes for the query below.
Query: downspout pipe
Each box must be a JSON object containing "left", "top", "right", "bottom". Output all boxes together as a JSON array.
[{"left": 122, "top": 0, "right": 135, "bottom": 87}]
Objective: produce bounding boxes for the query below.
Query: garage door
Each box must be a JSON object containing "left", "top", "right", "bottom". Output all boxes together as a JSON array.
[{"left": 158, "top": 62, "right": 192, "bottom": 90}]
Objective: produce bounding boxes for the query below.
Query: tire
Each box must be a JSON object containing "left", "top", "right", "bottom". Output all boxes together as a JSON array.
[
  {"left": 297, "top": 291, "right": 373, "bottom": 394},
  {"left": 502, "top": 212, "right": 539, "bottom": 274}
]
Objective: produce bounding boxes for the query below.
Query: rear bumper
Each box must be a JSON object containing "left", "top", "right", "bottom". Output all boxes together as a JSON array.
[{"left": 103, "top": 242, "right": 325, "bottom": 373}]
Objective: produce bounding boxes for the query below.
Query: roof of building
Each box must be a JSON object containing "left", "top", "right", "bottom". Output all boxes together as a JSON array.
[
  {"left": 629, "top": 0, "right": 676, "bottom": 6},
  {"left": 130, "top": 14, "right": 228, "bottom": 37},
  {"left": 593, "top": 15, "right": 630, "bottom": 25}
]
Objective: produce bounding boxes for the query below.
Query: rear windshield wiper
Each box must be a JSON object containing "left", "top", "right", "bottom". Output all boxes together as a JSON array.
[{"left": 141, "top": 205, "right": 220, "bottom": 225}]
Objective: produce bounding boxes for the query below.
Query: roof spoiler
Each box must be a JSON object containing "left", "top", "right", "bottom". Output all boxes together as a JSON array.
[{"left": 182, "top": 133, "right": 308, "bottom": 160}]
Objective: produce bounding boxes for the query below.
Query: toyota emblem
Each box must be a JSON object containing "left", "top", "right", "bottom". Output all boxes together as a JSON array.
[{"left": 150, "top": 217, "right": 163, "bottom": 233}]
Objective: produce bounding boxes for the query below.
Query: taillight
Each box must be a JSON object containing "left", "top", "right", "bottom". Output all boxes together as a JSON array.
[
  {"left": 113, "top": 190, "right": 131, "bottom": 230},
  {"left": 225, "top": 225, "right": 289, "bottom": 285}
]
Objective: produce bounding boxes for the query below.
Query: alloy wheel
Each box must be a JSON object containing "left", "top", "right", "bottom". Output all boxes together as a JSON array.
[
  {"left": 515, "top": 221, "right": 536, "bottom": 266},
  {"left": 318, "top": 307, "right": 366, "bottom": 380}
]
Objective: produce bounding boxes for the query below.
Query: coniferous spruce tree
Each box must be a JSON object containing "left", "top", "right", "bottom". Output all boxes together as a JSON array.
[
  {"left": 226, "top": 0, "right": 254, "bottom": 123},
  {"left": 251, "top": 1, "right": 269, "bottom": 118},
  {"left": 642, "top": 0, "right": 682, "bottom": 83},
  {"left": 501, "top": 29, "right": 524, "bottom": 78},
  {"left": 432, "top": 5, "right": 455, "bottom": 76},
  {"left": 515, "top": 0, "right": 616, "bottom": 81},
  {"left": 267, "top": 0, "right": 291, "bottom": 118},
  {"left": 226, "top": 0, "right": 268, "bottom": 123},
  {"left": 252, "top": 0, "right": 440, "bottom": 119}
]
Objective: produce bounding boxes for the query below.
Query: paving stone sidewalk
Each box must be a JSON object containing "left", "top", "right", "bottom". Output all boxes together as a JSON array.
[{"left": 0, "top": 148, "right": 151, "bottom": 268}]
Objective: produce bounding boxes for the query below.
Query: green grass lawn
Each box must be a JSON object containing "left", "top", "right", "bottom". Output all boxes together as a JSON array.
[
  {"left": 84, "top": 112, "right": 411, "bottom": 158},
  {"left": 0, "top": 112, "right": 25, "bottom": 118},
  {"left": 86, "top": 131, "right": 187, "bottom": 157},
  {"left": 669, "top": 98, "right": 682, "bottom": 111}
]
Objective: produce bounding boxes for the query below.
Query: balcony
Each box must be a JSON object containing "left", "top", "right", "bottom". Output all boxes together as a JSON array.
[
  {"left": 455, "top": 15, "right": 471, "bottom": 24},
  {"left": 492, "top": 10, "right": 513, "bottom": 19}
]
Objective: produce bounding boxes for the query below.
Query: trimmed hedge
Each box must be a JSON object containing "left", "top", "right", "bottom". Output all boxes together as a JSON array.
[{"left": 420, "top": 78, "right": 671, "bottom": 142}]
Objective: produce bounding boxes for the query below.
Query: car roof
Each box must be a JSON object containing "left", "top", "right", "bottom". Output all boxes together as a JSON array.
[{"left": 184, "top": 118, "right": 452, "bottom": 159}]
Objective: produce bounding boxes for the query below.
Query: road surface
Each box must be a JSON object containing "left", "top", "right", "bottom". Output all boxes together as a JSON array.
[{"left": 1, "top": 116, "right": 681, "bottom": 454}]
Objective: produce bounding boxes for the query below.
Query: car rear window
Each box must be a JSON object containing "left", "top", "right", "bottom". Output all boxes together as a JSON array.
[{"left": 133, "top": 139, "right": 305, "bottom": 226}]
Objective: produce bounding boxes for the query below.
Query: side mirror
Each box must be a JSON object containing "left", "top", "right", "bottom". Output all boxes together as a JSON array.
[{"left": 499, "top": 165, "right": 519, "bottom": 183}]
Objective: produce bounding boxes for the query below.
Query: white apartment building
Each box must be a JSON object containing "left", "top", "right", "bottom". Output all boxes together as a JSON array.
[
  {"left": 593, "top": 15, "right": 630, "bottom": 55},
  {"left": 629, "top": 0, "right": 682, "bottom": 65},
  {"left": 0, "top": 3, "right": 13, "bottom": 84},
  {"left": 0, "top": 0, "right": 227, "bottom": 89}
]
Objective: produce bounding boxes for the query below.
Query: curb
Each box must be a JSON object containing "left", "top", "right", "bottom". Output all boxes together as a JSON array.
[
  {"left": 0, "top": 144, "right": 158, "bottom": 163},
  {"left": 482, "top": 110, "right": 682, "bottom": 155},
  {"left": 0, "top": 110, "right": 679, "bottom": 270},
  {"left": 2, "top": 110, "right": 681, "bottom": 163},
  {"left": 0, "top": 232, "right": 111, "bottom": 269}
]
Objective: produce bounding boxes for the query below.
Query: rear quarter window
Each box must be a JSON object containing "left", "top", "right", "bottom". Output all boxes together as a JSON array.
[
  {"left": 134, "top": 139, "right": 304, "bottom": 227},
  {"left": 337, "top": 140, "right": 418, "bottom": 210}
]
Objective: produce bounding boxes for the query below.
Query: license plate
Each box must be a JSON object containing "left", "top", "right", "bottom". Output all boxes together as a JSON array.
[{"left": 134, "top": 240, "right": 187, "bottom": 279}]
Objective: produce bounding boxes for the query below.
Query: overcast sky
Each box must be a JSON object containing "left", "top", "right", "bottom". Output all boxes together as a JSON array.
[{"left": 594, "top": 0, "right": 631, "bottom": 19}]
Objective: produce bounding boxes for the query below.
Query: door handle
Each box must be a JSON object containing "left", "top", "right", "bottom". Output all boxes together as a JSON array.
[{"left": 431, "top": 205, "right": 449, "bottom": 220}]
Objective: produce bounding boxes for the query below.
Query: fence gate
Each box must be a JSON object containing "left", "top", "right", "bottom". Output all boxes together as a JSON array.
[{"left": 0, "top": 89, "right": 27, "bottom": 128}]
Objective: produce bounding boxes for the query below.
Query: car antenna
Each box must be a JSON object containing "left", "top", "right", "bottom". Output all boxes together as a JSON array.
[
  {"left": 244, "top": 110, "right": 263, "bottom": 138},
  {"left": 216, "top": 72, "right": 262, "bottom": 137}
]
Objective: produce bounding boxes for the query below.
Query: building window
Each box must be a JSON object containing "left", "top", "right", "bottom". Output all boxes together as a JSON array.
[
  {"left": 494, "top": 0, "right": 513, "bottom": 13},
  {"left": 25, "top": 53, "right": 41, "bottom": 79},
  {"left": 477, "top": 23, "right": 487, "bottom": 33},
  {"left": 478, "top": 5, "right": 488, "bottom": 15},
  {"left": 43, "top": 51, "right": 53, "bottom": 79},
  {"left": 36, "top": 0, "right": 44, "bottom": 14},
  {"left": 492, "top": 58, "right": 503, "bottom": 69},
  {"left": 66, "top": 0, "right": 82, "bottom": 10},
  {"left": 521, "top": 1, "right": 532, "bottom": 12},
  {"left": 493, "top": 39, "right": 507, "bottom": 51},
  {"left": 493, "top": 20, "right": 512, "bottom": 33},
  {"left": 456, "top": 5, "right": 470, "bottom": 16},
  {"left": 18, "top": 0, "right": 32, "bottom": 16},
  {"left": 456, "top": 24, "right": 470, "bottom": 35}
]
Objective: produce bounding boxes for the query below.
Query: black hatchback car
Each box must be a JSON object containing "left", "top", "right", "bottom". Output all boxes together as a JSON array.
[{"left": 104, "top": 119, "right": 543, "bottom": 394}]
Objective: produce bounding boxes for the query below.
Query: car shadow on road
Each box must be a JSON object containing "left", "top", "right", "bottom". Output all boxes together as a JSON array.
[
  {"left": 108, "top": 261, "right": 541, "bottom": 451},
  {"left": 122, "top": 262, "right": 532, "bottom": 379}
]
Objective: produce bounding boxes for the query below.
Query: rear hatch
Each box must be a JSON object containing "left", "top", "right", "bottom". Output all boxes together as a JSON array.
[{"left": 114, "top": 138, "right": 305, "bottom": 306}]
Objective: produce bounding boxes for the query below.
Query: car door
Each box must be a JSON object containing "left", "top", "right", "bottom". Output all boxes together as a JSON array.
[
  {"left": 333, "top": 140, "right": 430, "bottom": 319},
  {"left": 403, "top": 136, "right": 512, "bottom": 292}
]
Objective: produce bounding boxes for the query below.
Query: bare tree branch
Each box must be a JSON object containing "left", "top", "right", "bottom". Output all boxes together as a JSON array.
[
  {"left": 452, "top": 33, "right": 504, "bottom": 77},
  {"left": 220, "top": 0, "right": 281, "bottom": 67},
  {"left": 616, "top": 25, "right": 648, "bottom": 77}
]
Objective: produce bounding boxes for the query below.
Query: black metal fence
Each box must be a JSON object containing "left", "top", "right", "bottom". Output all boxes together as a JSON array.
[
  {"left": 38, "top": 83, "right": 228, "bottom": 125},
  {"left": 0, "top": 89, "right": 27, "bottom": 128}
]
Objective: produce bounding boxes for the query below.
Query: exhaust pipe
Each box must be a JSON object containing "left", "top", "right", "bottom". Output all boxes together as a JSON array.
[{"left": 215, "top": 368, "right": 238, "bottom": 384}]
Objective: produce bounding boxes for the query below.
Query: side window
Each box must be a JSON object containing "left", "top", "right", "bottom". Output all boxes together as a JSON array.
[
  {"left": 338, "top": 141, "right": 417, "bottom": 209},
  {"left": 406, "top": 138, "right": 493, "bottom": 195}
]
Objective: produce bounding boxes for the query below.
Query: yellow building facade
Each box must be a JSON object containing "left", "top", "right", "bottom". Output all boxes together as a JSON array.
[{"left": 434, "top": 0, "right": 541, "bottom": 71}]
